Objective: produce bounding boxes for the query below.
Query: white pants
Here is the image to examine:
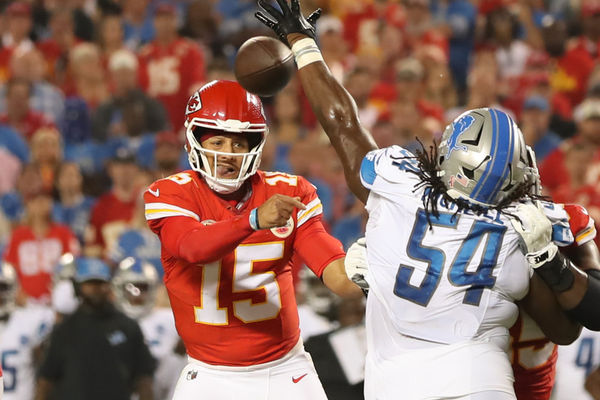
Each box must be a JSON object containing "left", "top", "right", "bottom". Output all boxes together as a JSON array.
[
  {"left": 171, "top": 339, "right": 327, "bottom": 400},
  {"left": 0, "top": 376, "right": 3, "bottom": 399},
  {"left": 364, "top": 340, "right": 516, "bottom": 400}
]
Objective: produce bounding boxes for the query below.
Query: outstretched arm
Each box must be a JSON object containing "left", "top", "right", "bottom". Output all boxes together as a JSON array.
[{"left": 256, "top": 0, "right": 377, "bottom": 203}]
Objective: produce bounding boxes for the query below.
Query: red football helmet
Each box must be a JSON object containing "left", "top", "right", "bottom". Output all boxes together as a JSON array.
[{"left": 184, "top": 80, "right": 268, "bottom": 193}]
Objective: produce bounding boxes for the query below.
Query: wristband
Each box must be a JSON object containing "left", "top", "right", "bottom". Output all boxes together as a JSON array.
[
  {"left": 291, "top": 38, "right": 324, "bottom": 69},
  {"left": 534, "top": 251, "right": 575, "bottom": 292},
  {"left": 249, "top": 208, "right": 260, "bottom": 230}
]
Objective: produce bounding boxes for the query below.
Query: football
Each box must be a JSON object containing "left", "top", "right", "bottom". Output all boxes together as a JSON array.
[{"left": 234, "top": 36, "right": 295, "bottom": 97}]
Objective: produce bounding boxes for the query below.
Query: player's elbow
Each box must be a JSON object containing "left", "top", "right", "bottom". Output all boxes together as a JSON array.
[{"left": 321, "top": 102, "right": 359, "bottom": 134}]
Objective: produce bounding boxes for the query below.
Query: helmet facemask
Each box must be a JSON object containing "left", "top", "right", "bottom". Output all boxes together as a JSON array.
[
  {"left": 0, "top": 263, "right": 17, "bottom": 318},
  {"left": 112, "top": 258, "right": 158, "bottom": 320},
  {"left": 185, "top": 122, "right": 267, "bottom": 194}
]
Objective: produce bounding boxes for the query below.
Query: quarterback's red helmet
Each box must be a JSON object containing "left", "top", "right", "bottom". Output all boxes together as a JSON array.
[{"left": 184, "top": 80, "right": 268, "bottom": 193}]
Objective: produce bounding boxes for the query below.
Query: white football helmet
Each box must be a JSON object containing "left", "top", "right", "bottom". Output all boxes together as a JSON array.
[
  {"left": 0, "top": 262, "right": 18, "bottom": 318},
  {"left": 112, "top": 257, "right": 159, "bottom": 320}
]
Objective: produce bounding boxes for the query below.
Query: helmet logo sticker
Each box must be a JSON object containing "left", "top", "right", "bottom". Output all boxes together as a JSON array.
[
  {"left": 271, "top": 217, "right": 294, "bottom": 238},
  {"left": 446, "top": 114, "right": 475, "bottom": 158},
  {"left": 449, "top": 173, "right": 470, "bottom": 188},
  {"left": 186, "top": 92, "right": 202, "bottom": 115}
]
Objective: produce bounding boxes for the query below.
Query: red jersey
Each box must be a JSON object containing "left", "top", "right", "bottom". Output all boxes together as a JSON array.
[
  {"left": 89, "top": 192, "right": 136, "bottom": 252},
  {"left": 510, "top": 203, "right": 596, "bottom": 400},
  {"left": 138, "top": 38, "right": 205, "bottom": 130},
  {"left": 0, "top": 111, "right": 55, "bottom": 141},
  {"left": 144, "top": 170, "right": 345, "bottom": 366},
  {"left": 3, "top": 224, "right": 79, "bottom": 302}
]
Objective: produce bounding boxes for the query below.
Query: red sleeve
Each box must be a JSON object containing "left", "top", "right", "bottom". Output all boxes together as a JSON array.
[
  {"left": 143, "top": 175, "right": 254, "bottom": 264},
  {"left": 564, "top": 204, "right": 597, "bottom": 246},
  {"left": 292, "top": 176, "right": 345, "bottom": 277},
  {"left": 293, "top": 216, "right": 345, "bottom": 278},
  {"left": 147, "top": 215, "right": 254, "bottom": 264}
]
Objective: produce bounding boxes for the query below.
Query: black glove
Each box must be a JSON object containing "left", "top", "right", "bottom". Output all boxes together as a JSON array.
[{"left": 255, "top": 0, "right": 322, "bottom": 46}]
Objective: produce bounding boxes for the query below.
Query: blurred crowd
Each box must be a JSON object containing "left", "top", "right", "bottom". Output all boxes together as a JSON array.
[{"left": 3, "top": 0, "right": 600, "bottom": 397}]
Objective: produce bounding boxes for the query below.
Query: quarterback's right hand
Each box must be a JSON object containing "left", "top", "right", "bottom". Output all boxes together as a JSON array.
[
  {"left": 256, "top": 194, "right": 306, "bottom": 229},
  {"left": 510, "top": 202, "right": 558, "bottom": 268}
]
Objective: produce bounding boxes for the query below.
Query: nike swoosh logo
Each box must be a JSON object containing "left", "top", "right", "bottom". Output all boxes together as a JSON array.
[
  {"left": 148, "top": 188, "right": 159, "bottom": 197},
  {"left": 292, "top": 373, "right": 308, "bottom": 383}
]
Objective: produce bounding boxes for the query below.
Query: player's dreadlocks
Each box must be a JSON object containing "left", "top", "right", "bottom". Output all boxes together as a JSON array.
[{"left": 405, "top": 139, "right": 544, "bottom": 228}]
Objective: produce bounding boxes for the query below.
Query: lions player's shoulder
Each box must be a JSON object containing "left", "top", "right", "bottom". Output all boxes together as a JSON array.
[
  {"left": 361, "top": 145, "right": 419, "bottom": 185},
  {"left": 11, "top": 306, "right": 54, "bottom": 332}
]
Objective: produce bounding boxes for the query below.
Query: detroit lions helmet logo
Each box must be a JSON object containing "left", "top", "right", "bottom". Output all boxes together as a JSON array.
[{"left": 445, "top": 114, "right": 475, "bottom": 158}]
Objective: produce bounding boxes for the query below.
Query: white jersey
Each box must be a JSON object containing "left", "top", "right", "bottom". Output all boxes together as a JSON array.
[
  {"left": 553, "top": 329, "right": 600, "bottom": 400},
  {"left": 139, "top": 307, "right": 179, "bottom": 361},
  {"left": 360, "top": 146, "right": 530, "bottom": 348},
  {"left": 0, "top": 306, "right": 54, "bottom": 400},
  {"left": 139, "top": 307, "right": 179, "bottom": 399}
]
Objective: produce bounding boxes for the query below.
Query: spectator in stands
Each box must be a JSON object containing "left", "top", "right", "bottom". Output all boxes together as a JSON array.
[
  {"left": 122, "top": 0, "right": 155, "bottom": 50},
  {"left": 53, "top": 162, "right": 96, "bottom": 245},
  {"left": 345, "top": 67, "right": 379, "bottom": 130},
  {"left": 520, "top": 95, "right": 562, "bottom": 163},
  {"left": 38, "top": 8, "right": 79, "bottom": 88},
  {"left": 36, "top": 257, "right": 155, "bottom": 400},
  {"left": 0, "top": 48, "right": 65, "bottom": 122},
  {"left": 0, "top": 124, "right": 28, "bottom": 196},
  {"left": 482, "top": 6, "right": 534, "bottom": 79},
  {"left": 152, "top": 131, "right": 182, "bottom": 180},
  {"left": 180, "top": 0, "right": 220, "bottom": 54},
  {"left": 97, "top": 10, "right": 127, "bottom": 66},
  {"left": 3, "top": 185, "right": 79, "bottom": 304},
  {"left": 0, "top": 78, "right": 54, "bottom": 141},
  {"left": 541, "top": 17, "right": 594, "bottom": 108},
  {"left": 68, "top": 43, "right": 109, "bottom": 109},
  {"left": 30, "top": 127, "right": 63, "bottom": 193},
  {"left": 420, "top": 48, "right": 457, "bottom": 111},
  {"left": 0, "top": 2, "right": 34, "bottom": 82},
  {"left": 109, "top": 171, "right": 162, "bottom": 275},
  {"left": 435, "top": 0, "right": 476, "bottom": 96},
  {"left": 93, "top": 49, "right": 167, "bottom": 141},
  {"left": 139, "top": 2, "right": 206, "bottom": 130},
  {"left": 317, "top": 16, "right": 349, "bottom": 81},
  {"left": 540, "top": 98, "right": 600, "bottom": 196},
  {"left": 86, "top": 148, "right": 139, "bottom": 257}
]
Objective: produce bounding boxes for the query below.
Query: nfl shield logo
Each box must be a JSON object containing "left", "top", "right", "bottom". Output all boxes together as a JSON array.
[{"left": 186, "top": 370, "right": 198, "bottom": 380}]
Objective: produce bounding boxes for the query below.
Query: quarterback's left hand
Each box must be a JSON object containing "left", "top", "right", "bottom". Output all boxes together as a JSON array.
[
  {"left": 510, "top": 202, "right": 558, "bottom": 268},
  {"left": 345, "top": 237, "right": 369, "bottom": 290},
  {"left": 255, "top": 0, "right": 321, "bottom": 46}
]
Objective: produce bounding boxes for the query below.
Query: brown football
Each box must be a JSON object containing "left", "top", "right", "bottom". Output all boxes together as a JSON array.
[{"left": 234, "top": 36, "right": 295, "bottom": 97}]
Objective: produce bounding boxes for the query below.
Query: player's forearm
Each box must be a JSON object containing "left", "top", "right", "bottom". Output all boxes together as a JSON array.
[
  {"left": 288, "top": 33, "right": 377, "bottom": 203},
  {"left": 322, "top": 258, "right": 364, "bottom": 299},
  {"left": 162, "top": 215, "right": 255, "bottom": 264}
]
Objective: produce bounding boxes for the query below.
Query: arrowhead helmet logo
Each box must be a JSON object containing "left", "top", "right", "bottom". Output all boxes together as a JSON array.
[{"left": 186, "top": 92, "right": 202, "bottom": 115}]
